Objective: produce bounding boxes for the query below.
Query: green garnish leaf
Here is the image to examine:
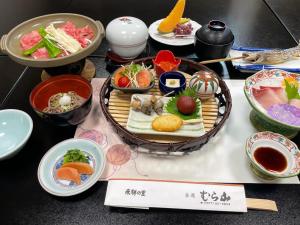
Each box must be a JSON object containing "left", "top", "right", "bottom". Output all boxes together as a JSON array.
[
  {"left": 130, "top": 63, "right": 142, "bottom": 74},
  {"left": 165, "top": 87, "right": 201, "bottom": 120},
  {"left": 285, "top": 79, "right": 300, "bottom": 100},
  {"left": 63, "top": 149, "right": 88, "bottom": 164}
]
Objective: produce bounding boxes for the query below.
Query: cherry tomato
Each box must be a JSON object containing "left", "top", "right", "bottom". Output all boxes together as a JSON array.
[{"left": 118, "top": 76, "right": 130, "bottom": 87}]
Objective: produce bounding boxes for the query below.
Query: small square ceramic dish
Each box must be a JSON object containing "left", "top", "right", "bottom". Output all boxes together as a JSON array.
[
  {"left": 245, "top": 131, "right": 300, "bottom": 180},
  {"left": 126, "top": 94, "right": 205, "bottom": 137},
  {"left": 38, "top": 138, "right": 106, "bottom": 196}
]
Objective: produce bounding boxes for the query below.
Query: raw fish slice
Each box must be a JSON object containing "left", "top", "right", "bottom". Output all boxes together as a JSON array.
[
  {"left": 56, "top": 167, "right": 81, "bottom": 185},
  {"left": 61, "top": 162, "right": 94, "bottom": 175},
  {"left": 259, "top": 86, "right": 288, "bottom": 103},
  {"left": 20, "top": 30, "right": 42, "bottom": 50},
  {"left": 290, "top": 99, "right": 300, "bottom": 109},
  {"left": 252, "top": 87, "right": 287, "bottom": 110}
]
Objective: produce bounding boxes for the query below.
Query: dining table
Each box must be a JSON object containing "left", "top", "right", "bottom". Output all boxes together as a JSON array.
[{"left": 0, "top": 0, "right": 299, "bottom": 224}]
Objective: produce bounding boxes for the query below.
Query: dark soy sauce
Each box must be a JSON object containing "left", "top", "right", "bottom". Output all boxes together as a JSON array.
[{"left": 254, "top": 147, "right": 287, "bottom": 172}]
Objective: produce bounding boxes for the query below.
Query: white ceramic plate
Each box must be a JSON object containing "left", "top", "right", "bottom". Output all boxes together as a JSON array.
[
  {"left": 148, "top": 19, "right": 201, "bottom": 46},
  {"left": 38, "top": 138, "right": 106, "bottom": 196},
  {"left": 126, "top": 94, "right": 205, "bottom": 137}
]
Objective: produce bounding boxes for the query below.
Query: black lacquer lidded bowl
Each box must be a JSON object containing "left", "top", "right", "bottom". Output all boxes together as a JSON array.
[{"left": 194, "top": 20, "right": 234, "bottom": 61}]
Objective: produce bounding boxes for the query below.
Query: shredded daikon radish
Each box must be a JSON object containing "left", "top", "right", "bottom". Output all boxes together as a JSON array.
[{"left": 45, "top": 24, "right": 82, "bottom": 54}]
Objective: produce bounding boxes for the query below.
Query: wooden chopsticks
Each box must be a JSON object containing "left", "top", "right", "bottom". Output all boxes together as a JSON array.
[
  {"left": 246, "top": 198, "right": 278, "bottom": 212},
  {"left": 199, "top": 56, "right": 246, "bottom": 64}
]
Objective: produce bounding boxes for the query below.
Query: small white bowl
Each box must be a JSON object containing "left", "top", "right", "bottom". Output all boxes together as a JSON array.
[
  {"left": 0, "top": 109, "right": 33, "bottom": 160},
  {"left": 106, "top": 16, "right": 148, "bottom": 59}
]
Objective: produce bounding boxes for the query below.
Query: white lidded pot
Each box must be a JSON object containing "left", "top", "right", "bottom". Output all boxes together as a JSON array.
[{"left": 106, "top": 16, "right": 148, "bottom": 59}]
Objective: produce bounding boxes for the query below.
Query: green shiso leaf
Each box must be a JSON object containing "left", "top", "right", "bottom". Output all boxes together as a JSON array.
[
  {"left": 285, "top": 79, "right": 300, "bottom": 100},
  {"left": 63, "top": 149, "right": 88, "bottom": 164},
  {"left": 165, "top": 88, "right": 201, "bottom": 120}
]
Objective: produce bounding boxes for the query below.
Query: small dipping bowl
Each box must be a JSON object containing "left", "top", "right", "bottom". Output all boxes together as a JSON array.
[
  {"left": 30, "top": 75, "right": 92, "bottom": 126},
  {"left": 0, "top": 109, "right": 33, "bottom": 160},
  {"left": 245, "top": 131, "right": 300, "bottom": 180},
  {"left": 153, "top": 50, "right": 181, "bottom": 77},
  {"left": 159, "top": 71, "right": 186, "bottom": 94}
]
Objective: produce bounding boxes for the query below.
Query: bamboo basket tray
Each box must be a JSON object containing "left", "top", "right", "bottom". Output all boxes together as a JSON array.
[{"left": 100, "top": 57, "right": 232, "bottom": 155}]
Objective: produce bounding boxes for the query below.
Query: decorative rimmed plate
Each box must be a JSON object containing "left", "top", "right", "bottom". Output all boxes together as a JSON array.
[
  {"left": 246, "top": 131, "right": 300, "bottom": 179},
  {"left": 244, "top": 69, "right": 300, "bottom": 137},
  {"left": 126, "top": 94, "right": 205, "bottom": 137},
  {"left": 38, "top": 138, "right": 106, "bottom": 196},
  {"left": 148, "top": 19, "right": 201, "bottom": 46}
]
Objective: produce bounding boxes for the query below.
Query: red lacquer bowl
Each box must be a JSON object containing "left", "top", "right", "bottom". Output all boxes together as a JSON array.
[
  {"left": 152, "top": 50, "right": 181, "bottom": 77},
  {"left": 29, "top": 75, "right": 92, "bottom": 126}
]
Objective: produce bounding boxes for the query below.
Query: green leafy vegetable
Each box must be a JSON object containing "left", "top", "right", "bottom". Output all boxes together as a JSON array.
[
  {"left": 165, "top": 88, "right": 201, "bottom": 120},
  {"left": 63, "top": 149, "right": 88, "bottom": 164},
  {"left": 121, "top": 63, "right": 143, "bottom": 76},
  {"left": 38, "top": 27, "right": 61, "bottom": 58},
  {"left": 284, "top": 79, "right": 300, "bottom": 100}
]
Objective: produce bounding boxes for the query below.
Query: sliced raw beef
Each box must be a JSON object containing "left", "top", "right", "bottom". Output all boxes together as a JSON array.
[
  {"left": 290, "top": 99, "right": 300, "bottom": 109},
  {"left": 252, "top": 86, "right": 288, "bottom": 110},
  {"left": 32, "top": 47, "right": 49, "bottom": 59},
  {"left": 60, "top": 21, "right": 94, "bottom": 48},
  {"left": 20, "top": 30, "right": 42, "bottom": 50}
]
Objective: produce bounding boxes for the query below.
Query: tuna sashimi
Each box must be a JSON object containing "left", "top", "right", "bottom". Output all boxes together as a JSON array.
[
  {"left": 32, "top": 47, "right": 49, "bottom": 59},
  {"left": 252, "top": 86, "right": 288, "bottom": 110},
  {"left": 60, "top": 21, "right": 94, "bottom": 48},
  {"left": 20, "top": 30, "right": 42, "bottom": 50}
]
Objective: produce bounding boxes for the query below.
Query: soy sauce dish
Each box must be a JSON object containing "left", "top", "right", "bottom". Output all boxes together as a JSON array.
[{"left": 245, "top": 131, "right": 300, "bottom": 180}]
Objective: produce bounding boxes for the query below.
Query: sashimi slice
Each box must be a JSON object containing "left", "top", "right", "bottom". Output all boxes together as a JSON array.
[
  {"left": 20, "top": 30, "right": 42, "bottom": 50},
  {"left": 61, "top": 162, "right": 94, "bottom": 175},
  {"left": 259, "top": 86, "right": 288, "bottom": 103},
  {"left": 290, "top": 99, "right": 300, "bottom": 109},
  {"left": 32, "top": 47, "right": 49, "bottom": 59},
  {"left": 56, "top": 167, "right": 81, "bottom": 185},
  {"left": 252, "top": 86, "right": 287, "bottom": 110}
]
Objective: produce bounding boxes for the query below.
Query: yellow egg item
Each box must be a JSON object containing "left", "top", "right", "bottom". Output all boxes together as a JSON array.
[
  {"left": 158, "top": 0, "right": 186, "bottom": 33},
  {"left": 152, "top": 114, "right": 183, "bottom": 132}
]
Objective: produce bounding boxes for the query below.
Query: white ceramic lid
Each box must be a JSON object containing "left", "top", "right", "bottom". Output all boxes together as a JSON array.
[{"left": 106, "top": 16, "right": 148, "bottom": 46}]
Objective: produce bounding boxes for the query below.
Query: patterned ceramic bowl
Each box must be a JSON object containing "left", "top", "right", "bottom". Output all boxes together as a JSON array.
[
  {"left": 246, "top": 131, "right": 300, "bottom": 180},
  {"left": 244, "top": 69, "right": 300, "bottom": 138},
  {"left": 38, "top": 138, "right": 106, "bottom": 196}
]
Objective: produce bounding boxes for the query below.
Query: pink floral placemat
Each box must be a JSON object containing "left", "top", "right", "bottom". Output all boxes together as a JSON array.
[{"left": 74, "top": 78, "right": 299, "bottom": 184}]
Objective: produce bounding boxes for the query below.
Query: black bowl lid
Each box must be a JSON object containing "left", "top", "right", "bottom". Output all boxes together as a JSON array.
[{"left": 195, "top": 20, "right": 234, "bottom": 45}]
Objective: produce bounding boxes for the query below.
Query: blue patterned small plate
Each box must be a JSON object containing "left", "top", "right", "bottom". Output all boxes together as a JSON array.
[{"left": 38, "top": 138, "right": 106, "bottom": 196}]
